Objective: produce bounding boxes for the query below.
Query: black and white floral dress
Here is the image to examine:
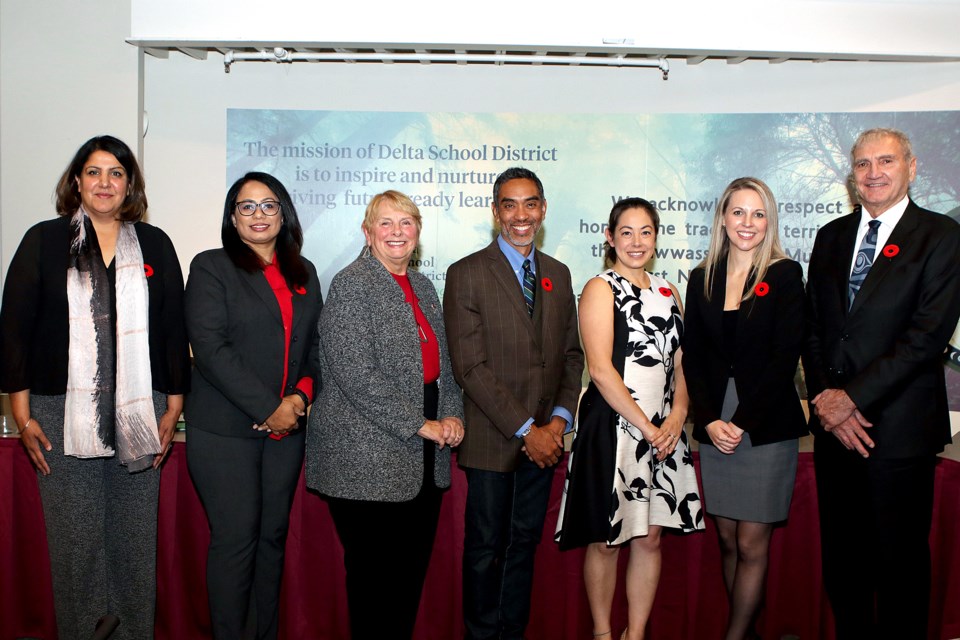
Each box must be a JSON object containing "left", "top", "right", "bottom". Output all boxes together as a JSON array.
[{"left": 555, "top": 270, "right": 703, "bottom": 549}]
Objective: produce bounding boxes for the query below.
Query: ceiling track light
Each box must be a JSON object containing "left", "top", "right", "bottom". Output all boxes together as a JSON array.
[{"left": 222, "top": 48, "right": 670, "bottom": 79}]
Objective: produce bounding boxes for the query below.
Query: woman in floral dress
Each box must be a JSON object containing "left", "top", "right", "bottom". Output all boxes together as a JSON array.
[{"left": 556, "top": 197, "right": 704, "bottom": 640}]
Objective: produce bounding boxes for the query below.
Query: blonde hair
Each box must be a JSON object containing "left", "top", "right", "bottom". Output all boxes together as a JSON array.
[
  {"left": 362, "top": 190, "right": 422, "bottom": 231},
  {"left": 700, "top": 177, "right": 787, "bottom": 302}
]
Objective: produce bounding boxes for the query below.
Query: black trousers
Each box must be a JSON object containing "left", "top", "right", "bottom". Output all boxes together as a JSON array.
[
  {"left": 326, "top": 382, "right": 443, "bottom": 640},
  {"left": 814, "top": 434, "right": 936, "bottom": 640},
  {"left": 187, "top": 426, "right": 305, "bottom": 640},
  {"left": 462, "top": 459, "right": 555, "bottom": 640}
]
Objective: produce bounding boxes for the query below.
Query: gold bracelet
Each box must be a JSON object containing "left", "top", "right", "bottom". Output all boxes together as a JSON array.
[{"left": 18, "top": 418, "right": 35, "bottom": 434}]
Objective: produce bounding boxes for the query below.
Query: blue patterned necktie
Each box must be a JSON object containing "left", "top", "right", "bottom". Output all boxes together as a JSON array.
[
  {"left": 848, "top": 219, "right": 881, "bottom": 309},
  {"left": 522, "top": 259, "right": 536, "bottom": 316}
]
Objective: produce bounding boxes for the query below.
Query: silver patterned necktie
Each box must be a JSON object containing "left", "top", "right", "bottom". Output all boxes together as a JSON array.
[
  {"left": 522, "top": 259, "right": 536, "bottom": 316},
  {"left": 848, "top": 219, "right": 881, "bottom": 309}
]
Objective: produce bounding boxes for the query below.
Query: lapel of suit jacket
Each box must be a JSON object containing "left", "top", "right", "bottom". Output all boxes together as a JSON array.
[
  {"left": 736, "top": 263, "right": 767, "bottom": 353},
  {"left": 827, "top": 212, "right": 861, "bottom": 317},
  {"left": 483, "top": 241, "right": 539, "bottom": 343},
  {"left": 848, "top": 202, "right": 919, "bottom": 316},
  {"left": 289, "top": 274, "right": 308, "bottom": 334},
  {"left": 531, "top": 253, "right": 548, "bottom": 340},
  {"left": 408, "top": 269, "right": 441, "bottom": 330},
  {"left": 366, "top": 255, "right": 423, "bottom": 363},
  {"left": 241, "top": 267, "right": 283, "bottom": 324}
]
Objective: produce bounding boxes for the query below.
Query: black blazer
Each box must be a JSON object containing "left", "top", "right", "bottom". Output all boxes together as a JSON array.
[
  {"left": 803, "top": 201, "right": 960, "bottom": 458},
  {"left": 683, "top": 258, "right": 807, "bottom": 446},
  {"left": 184, "top": 249, "right": 323, "bottom": 438},
  {"left": 0, "top": 216, "right": 189, "bottom": 395}
]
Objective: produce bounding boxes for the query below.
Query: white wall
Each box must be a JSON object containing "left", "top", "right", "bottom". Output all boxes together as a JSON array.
[
  {"left": 0, "top": 0, "right": 139, "bottom": 283},
  {"left": 130, "top": 0, "right": 960, "bottom": 59}
]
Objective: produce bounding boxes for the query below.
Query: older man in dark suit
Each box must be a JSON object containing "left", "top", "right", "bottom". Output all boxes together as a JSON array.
[
  {"left": 803, "top": 128, "right": 960, "bottom": 639},
  {"left": 444, "top": 167, "right": 584, "bottom": 640}
]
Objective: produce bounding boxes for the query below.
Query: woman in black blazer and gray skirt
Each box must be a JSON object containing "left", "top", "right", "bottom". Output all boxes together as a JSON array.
[
  {"left": 184, "top": 172, "right": 323, "bottom": 640},
  {"left": 682, "top": 177, "right": 807, "bottom": 640}
]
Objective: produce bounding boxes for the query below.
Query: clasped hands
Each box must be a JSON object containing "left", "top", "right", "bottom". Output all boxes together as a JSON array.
[
  {"left": 418, "top": 416, "right": 465, "bottom": 448},
  {"left": 253, "top": 394, "right": 306, "bottom": 435},
  {"left": 812, "top": 388, "right": 874, "bottom": 457},
  {"left": 705, "top": 420, "right": 744, "bottom": 455},
  {"left": 647, "top": 413, "right": 684, "bottom": 461},
  {"left": 521, "top": 416, "right": 566, "bottom": 469}
]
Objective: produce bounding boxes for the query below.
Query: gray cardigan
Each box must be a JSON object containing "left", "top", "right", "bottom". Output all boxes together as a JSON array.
[{"left": 305, "top": 252, "right": 463, "bottom": 502}]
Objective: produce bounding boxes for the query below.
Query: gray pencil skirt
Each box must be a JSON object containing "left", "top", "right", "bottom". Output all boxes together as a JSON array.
[{"left": 699, "top": 379, "right": 798, "bottom": 523}]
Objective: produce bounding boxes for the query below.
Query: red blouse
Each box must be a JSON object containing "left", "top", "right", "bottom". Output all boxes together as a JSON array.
[
  {"left": 391, "top": 273, "right": 440, "bottom": 384},
  {"left": 263, "top": 257, "right": 314, "bottom": 402}
]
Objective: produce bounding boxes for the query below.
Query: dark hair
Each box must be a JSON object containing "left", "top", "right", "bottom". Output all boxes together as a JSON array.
[
  {"left": 55, "top": 135, "right": 147, "bottom": 222},
  {"left": 221, "top": 172, "right": 308, "bottom": 286},
  {"left": 603, "top": 197, "right": 660, "bottom": 265},
  {"left": 492, "top": 167, "right": 545, "bottom": 204}
]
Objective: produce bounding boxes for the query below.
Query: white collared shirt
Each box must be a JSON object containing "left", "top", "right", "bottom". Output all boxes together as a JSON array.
[{"left": 848, "top": 195, "right": 909, "bottom": 278}]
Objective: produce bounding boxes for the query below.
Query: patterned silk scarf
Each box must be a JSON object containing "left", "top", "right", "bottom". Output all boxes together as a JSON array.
[{"left": 64, "top": 207, "right": 159, "bottom": 472}]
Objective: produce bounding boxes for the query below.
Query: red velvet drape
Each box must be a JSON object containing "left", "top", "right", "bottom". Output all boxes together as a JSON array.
[{"left": 3, "top": 438, "right": 959, "bottom": 639}]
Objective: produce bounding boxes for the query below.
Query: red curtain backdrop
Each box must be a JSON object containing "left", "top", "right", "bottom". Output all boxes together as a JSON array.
[{"left": 3, "top": 438, "right": 959, "bottom": 640}]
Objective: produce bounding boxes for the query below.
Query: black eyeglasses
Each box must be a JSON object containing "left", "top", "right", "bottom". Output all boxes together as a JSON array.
[{"left": 235, "top": 200, "right": 281, "bottom": 216}]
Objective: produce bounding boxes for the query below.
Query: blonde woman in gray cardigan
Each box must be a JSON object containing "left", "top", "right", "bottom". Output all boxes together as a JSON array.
[{"left": 306, "top": 190, "right": 464, "bottom": 640}]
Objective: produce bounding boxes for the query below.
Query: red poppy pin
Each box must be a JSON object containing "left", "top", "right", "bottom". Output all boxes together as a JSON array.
[
  {"left": 754, "top": 282, "right": 770, "bottom": 297},
  {"left": 294, "top": 285, "right": 307, "bottom": 295},
  {"left": 882, "top": 244, "right": 900, "bottom": 258},
  {"left": 659, "top": 287, "right": 672, "bottom": 297},
  {"left": 143, "top": 264, "right": 154, "bottom": 278},
  {"left": 541, "top": 277, "right": 553, "bottom": 291}
]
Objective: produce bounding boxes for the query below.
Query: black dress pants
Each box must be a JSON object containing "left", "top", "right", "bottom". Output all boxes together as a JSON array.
[
  {"left": 461, "top": 459, "right": 555, "bottom": 640},
  {"left": 814, "top": 434, "right": 936, "bottom": 640},
  {"left": 187, "top": 426, "right": 305, "bottom": 640},
  {"left": 326, "top": 382, "right": 443, "bottom": 640}
]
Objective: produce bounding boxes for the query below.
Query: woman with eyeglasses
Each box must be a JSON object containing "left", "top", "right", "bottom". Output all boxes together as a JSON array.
[
  {"left": 184, "top": 171, "right": 323, "bottom": 639},
  {"left": 306, "top": 190, "right": 463, "bottom": 639}
]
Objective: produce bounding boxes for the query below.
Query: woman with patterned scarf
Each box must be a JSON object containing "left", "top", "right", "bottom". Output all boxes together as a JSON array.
[{"left": 0, "top": 135, "right": 190, "bottom": 639}]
